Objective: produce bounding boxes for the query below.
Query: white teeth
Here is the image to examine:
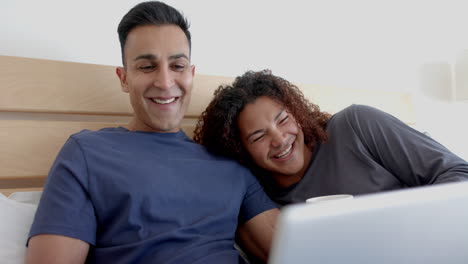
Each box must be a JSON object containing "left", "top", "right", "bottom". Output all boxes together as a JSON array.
[
  {"left": 275, "top": 144, "right": 292, "bottom": 159},
  {"left": 152, "top": 97, "right": 176, "bottom": 104}
]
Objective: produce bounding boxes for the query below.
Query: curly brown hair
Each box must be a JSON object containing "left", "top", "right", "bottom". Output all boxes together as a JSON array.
[{"left": 193, "top": 70, "right": 331, "bottom": 166}]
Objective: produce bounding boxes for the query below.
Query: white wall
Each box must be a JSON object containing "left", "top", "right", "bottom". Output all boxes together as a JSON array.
[{"left": 1, "top": 0, "right": 467, "bottom": 159}]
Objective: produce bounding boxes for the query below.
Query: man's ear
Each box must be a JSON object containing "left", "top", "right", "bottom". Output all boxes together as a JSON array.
[
  {"left": 116, "top": 67, "right": 129, "bottom": 93},
  {"left": 191, "top": 65, "right": 196, "bottom": 77}
]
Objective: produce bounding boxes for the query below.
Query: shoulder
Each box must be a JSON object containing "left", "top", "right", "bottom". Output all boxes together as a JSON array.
[
  {"left": 169, "top": 137, "right": 255, "bottom": 175},
  {"left": 337, "top": 104, "right": 389, "bottom": 120},
  {"left": 326, "top": 104, "right": 408, "bottom": 143},
  {"left": 198, "top": 148, "right": 258, "bottom": 181},
  {"left": 331, "top": 104, "right": 400, "bottom": 128},
  {"left": 69, "top": 127, "right": 117, "bottom": 138},
  {"left": 201, "top": 148, "right": 253, "bottom": 173},
  {"left": 69, "top": 127, "right": 130, "bottom": 144}
]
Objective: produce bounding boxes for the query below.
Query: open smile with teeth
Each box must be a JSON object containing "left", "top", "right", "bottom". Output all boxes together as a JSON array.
[
  {"left": 151, "top": 97, "right": 177, "bottom": 104},
  {"left": 274, "top": 144, "right": 293, "bottom": 159}
]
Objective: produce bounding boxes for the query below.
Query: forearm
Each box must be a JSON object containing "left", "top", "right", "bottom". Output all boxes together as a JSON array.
[
  {"left": 431, "top": 163, "right": 468, "bottom": 184},
  {"left": 236, "top": 208, "right": 279, "bottom": 262}
]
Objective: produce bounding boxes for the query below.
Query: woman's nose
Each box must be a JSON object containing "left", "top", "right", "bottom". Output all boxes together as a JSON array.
[{"left": 270, "top": 128, "right": 286, "bottom": 148}]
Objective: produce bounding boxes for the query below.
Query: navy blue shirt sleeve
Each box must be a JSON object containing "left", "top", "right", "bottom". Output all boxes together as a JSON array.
[
  {"left": 239, "top": 170, "right": 277, "bottom": 224},
  {"left": 28, "top": 136, "right": 97, "bottom": 245}
]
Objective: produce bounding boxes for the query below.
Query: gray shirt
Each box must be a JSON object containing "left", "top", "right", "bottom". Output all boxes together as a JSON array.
[{"left": 267, "top": 104, "right": 468, "bottom": 205}]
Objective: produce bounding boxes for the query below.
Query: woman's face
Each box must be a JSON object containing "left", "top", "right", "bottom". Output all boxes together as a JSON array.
[{"left": 237, "top": 96, "right": 312, "bottom": 187}]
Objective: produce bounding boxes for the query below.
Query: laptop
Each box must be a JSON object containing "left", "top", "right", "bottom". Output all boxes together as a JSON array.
[{"left": 269, "top": 181, "right": 468, "bottom": 264}]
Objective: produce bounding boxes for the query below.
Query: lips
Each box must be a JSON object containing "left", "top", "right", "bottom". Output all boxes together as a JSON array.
[
  {"left": 149, "top": 97, "right": 179, "bottom": 105},
  {"left": 274, "top": 144, "right": 292, "bottom": 159}
]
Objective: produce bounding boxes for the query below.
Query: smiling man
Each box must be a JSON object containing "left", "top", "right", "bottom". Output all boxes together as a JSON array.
[
  {"left": 26, "top": 2, "right": 278, "bottom": 263},
  {"left": 116, "top": 24, "right": 194, "bottom": 133}
]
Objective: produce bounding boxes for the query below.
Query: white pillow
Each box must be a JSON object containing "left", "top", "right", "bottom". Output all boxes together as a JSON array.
[
  {"left": 0, "top": 192, "right": 41, "bottom": 264},
  {"left": 8, "top": 191, "right": 42, "bottom": 205}
]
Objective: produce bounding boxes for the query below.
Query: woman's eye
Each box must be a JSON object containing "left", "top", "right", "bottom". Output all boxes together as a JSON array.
[
  {"left": 279, "top": 115, "right": 289, "bottom": 124},
  {"left": 252, "top": 135, "right": 264, "bottom": 143}
]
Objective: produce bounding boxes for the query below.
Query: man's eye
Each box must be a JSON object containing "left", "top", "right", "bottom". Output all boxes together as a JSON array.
[
  {"left": 172, "top": 64, "right": 186, "bottom": 71},
  {"left": 139, "top": 65, "right": 155, "bottom": 71}
]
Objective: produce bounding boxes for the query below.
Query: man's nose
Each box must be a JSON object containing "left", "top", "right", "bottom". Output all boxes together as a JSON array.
[{"left": 153, "top": 67, "right": 174, "bottom": 90}]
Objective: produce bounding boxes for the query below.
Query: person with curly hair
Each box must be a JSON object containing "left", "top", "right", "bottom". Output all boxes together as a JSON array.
[{"left": 194, "top": 70, "right": 468, "bottom": 206}]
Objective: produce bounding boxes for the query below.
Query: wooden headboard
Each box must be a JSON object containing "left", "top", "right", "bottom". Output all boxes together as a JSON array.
[{"left": 0, "top": 55, "right": 415, "bottom": 195}]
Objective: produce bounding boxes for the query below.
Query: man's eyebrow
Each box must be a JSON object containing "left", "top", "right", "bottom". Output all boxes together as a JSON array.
[
  {"left": 169, "top": 53, "right": 190, "bottom": 61},
  {"left": 133, "top": 53, "right": 189, "bottom": 62},
  {"left": 246, "top": 109, "right": 285, "bottom": 141},
  {"left": 134, "top": 54, "right": 157, "bottom": 61}
]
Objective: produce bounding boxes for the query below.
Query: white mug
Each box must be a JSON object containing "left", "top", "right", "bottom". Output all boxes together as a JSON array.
[{"left": 306, "top": 194, "right": 354, "bottom": 204}]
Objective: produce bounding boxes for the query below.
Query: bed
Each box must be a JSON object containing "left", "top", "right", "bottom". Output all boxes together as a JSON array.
[{"left": 0, "top": 55, "right": 415, "bottom": 263}]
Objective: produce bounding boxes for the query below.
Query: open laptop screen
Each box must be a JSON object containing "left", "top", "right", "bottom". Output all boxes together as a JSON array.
[{"left": 269, "top": 182, "right": 468, "bottom": 264}]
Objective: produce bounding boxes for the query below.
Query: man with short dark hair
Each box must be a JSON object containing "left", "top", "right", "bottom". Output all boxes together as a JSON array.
[{"left": 26, "top": 2, "right": 278, "bottom": 263}]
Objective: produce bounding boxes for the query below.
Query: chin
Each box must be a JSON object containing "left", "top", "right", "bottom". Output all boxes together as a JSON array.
[{"left": 279, "top": 165, "right": 303, "bottom": 177}]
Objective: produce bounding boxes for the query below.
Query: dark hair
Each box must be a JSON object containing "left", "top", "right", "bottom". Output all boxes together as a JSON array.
[
  {"left": 194, "top": 70, "right": 331, "bottom": 166},
  {"left": 117, "top": 1, "right": 191, "bottom": 66}
]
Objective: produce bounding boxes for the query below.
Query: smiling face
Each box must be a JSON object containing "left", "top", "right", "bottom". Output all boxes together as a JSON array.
[
  {"left": 116, "top": 24, "right": 195, "bottom": 133},
  {"left": 237, "top": 96, "right": 312, "bottom": 187}
]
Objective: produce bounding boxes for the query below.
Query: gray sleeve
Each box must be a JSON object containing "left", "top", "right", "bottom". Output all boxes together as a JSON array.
[{"left": 345, "top": 104, "right": 468, "bottom": 186}]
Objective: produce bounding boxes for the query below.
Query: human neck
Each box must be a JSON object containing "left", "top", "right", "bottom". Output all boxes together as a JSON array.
[{"left": 127, "top": 118, "right": 180, "bottom": 133}]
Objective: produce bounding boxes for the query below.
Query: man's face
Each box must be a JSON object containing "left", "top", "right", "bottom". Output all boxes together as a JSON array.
[{"left": 117, "top": 25, "right": 195, "bottom": 133}]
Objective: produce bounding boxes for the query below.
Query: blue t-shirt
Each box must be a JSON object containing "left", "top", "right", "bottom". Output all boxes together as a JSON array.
[{"left": 29, "top": 127, "right": 276, "bottom": 263}]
